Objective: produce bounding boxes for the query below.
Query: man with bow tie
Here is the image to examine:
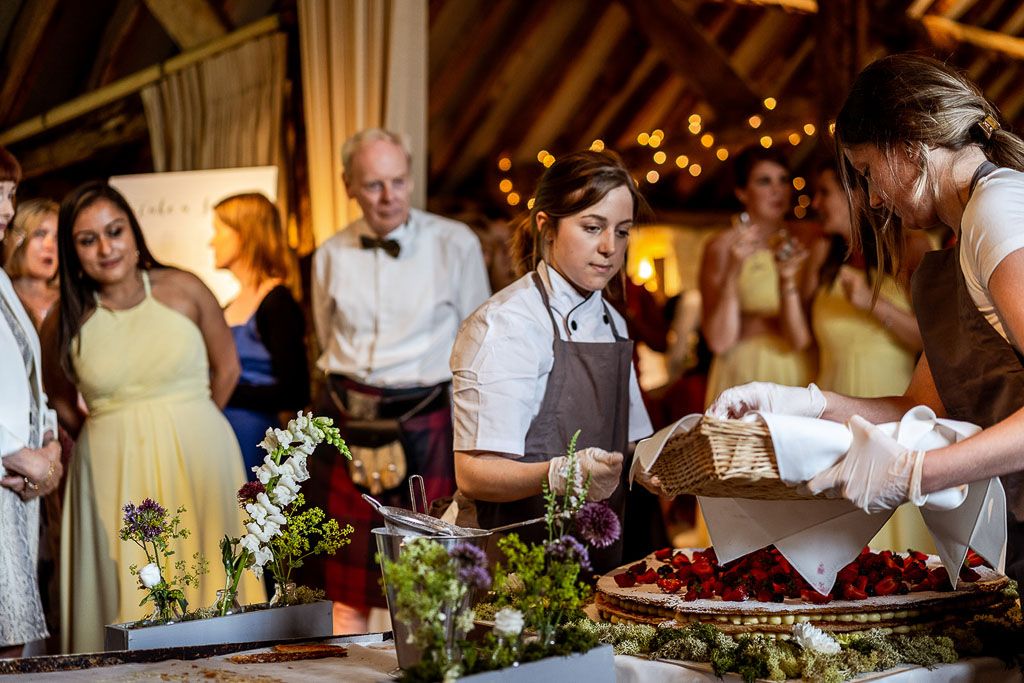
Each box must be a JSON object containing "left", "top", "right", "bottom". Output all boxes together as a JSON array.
[{"left": 305, "top": 128, "right": 489, "bottom": 634}]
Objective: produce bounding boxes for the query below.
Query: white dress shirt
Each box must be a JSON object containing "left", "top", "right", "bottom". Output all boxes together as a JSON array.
[
  {"left": 312, "top": 208, "right": 490, "bottom": 388},
  {"left": 451, "top": 261, "right": 653, "bottom": 457}
]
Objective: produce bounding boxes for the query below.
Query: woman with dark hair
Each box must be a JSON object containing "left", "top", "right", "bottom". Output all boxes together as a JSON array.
[
  {"left": 40, "top": 182, "right": 263, "bottom": 652},
  {"left": 451, "top": 149, "right": 656, "bottom": 572},
  {"left": 0, "top": 147, "right": 63, "bottom": 658},
  {"left": 708, "top": 54, "right": 1024, "bottom": 583},
  {"left": 211, "top": 193, "right": 309, "bottom": 474},
  {"left": 700, "top": 145, "right": 818, "bottom": 408}
]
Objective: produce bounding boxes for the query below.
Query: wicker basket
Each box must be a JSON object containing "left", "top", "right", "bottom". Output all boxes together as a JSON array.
[{"left": 650, "top": 416, "right": 817, "bottom": 500}]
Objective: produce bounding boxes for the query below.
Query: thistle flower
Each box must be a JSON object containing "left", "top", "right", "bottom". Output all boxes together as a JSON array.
[{"left": 575, "top": 501, "right": 621, "bottom": 548}]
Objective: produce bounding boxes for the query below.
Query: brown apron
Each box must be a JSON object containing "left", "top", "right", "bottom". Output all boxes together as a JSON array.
[
  {"left": 472, "top": 271, "right": 634, "bottom": 573},
  {"left": 911, "top": 160, "right": 1024, "bottom": 583}
]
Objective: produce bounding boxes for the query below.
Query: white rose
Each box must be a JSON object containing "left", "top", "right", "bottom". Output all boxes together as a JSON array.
[
  {"left": 139, "top": 562, "right": 162, "bottom": 589},
  {"left": 792, "top": 623, "right": 840, "bottom": 655},
  {"left": 493, "top": 608, "right": 524, "bottom": 638}
]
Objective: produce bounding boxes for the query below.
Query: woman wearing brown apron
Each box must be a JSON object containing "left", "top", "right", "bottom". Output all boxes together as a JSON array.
[
  {"left": 708, "top": 54, "right": 1024, "bottom": 584},
  {"left": 450, "top": 150, "right": 655, "bottom": 573}
]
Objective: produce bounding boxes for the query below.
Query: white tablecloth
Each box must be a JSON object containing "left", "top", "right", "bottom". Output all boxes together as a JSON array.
[{"left": 2, "top": 640, "right": 1019, "bottom": 682}]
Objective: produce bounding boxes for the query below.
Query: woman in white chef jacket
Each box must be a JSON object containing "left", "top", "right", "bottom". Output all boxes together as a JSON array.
[{"left": 451, "top": 149, "right": 655, "bottom": 572}]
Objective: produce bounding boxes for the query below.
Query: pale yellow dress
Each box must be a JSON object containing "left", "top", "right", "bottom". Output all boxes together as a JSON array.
[
  {"left": 705, "top": 249, "right": 815, "bottom": 407},
  {"left": 811, "top": 271, "right": 934, "bottom": 554},
  {"left": 61, "top": 272, "right": 265, "bottom": 653}
]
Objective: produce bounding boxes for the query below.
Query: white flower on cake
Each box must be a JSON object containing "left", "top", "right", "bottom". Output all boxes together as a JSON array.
[
  {"left": 139, "top": 562, "right": 162, "bottom": 588},
  {"left": 493, "top": 608, "right": 525, "bottom": 638},
  {"left": 792, "top": 623, "right": 840, "bottom": 654}
]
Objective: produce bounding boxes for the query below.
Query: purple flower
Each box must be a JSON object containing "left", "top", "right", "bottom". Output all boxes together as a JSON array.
[
  {"left": 121, "top": 498, "right": 169, "bottom": 541},
  {"left": 457, "top": 565, "right": 492, "bottom": 592},
  {"left": 449, "top": 542, "right": 487, "bottom": 569},
  {"left": 546, "top": 535, "right": 592, "bottom": 573},
  {"left": 449, "top": 541, "right": 491, "bottom": 591},
  {"left": 575, "top": 502, "right": 621, "bottom": 549}
]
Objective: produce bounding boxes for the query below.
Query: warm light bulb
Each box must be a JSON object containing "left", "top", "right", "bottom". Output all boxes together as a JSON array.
[
  {"left": 688, "top": 114, "right": 701, "bottom": 125},
  {"left": 803, "top": 123, "right": 816, "bottom": 136},
  {"left": 527, "top": 197, "right": 535, "bottom": 210},
  {"left": 499, "top": 179, "right": 513, "bottom": 193},
  {"left": 543, "top": 154, "right": 555, "bottom": 168},
  {"left": 537, "top": 150, "right": 548, "bottom": 163},
  {"left": 700, "top": 133, "right": 714, "bottom": 148},
  {"left": 637, "top": 258, "right": 654, "bottom": 281},
  {"left": 507, "top": 192, "right": 521, "bottom": 206},
  {"left": 788, "top": 133, "right": 802, "bottom": 146},
  {"left": 763, "top": 97, "right": 777, "bottom": 110},
  {"left": 794, "top": 205, "right": 807, "bottom": 219},
  {"left": 688, "top": 122, "right": 701, "bottom": 134},
  {"left": 793, "top": 177, "right": 806, "bottom": 191},
  {"left": 648, "top": 135, "right": 662, "bottom": 149},
  {"left": 590, "top": 139, "right": 605, "bottom": 152},
  {"left": 637, "top": 132, "right": 650, "bottom": 145},
  {"left": 675, "top": 155, "right": 689, "bottom": 168},
  {"left": 653, "top": 151, "right": 667, "bottom": 164},
  {"left": 798, "top": 194, "right": 811, "bottom": 208},
  {"left": 689, "top": 164, "right": 702, "bottom": 177},
  {"left": 748, "top": 115, "right": 762, "bottom": 129},
  {"left": 759, "top": 136, "right": 773, "bottom": 148},
  {"left": 498, "top": 157, "right": 512, "bottom": 171},
  {"left": 716, "top": 147, "right": 729, "bottom": 161},
  {"left": 646, "top": 170, "right": 660, "bottom": 183}
]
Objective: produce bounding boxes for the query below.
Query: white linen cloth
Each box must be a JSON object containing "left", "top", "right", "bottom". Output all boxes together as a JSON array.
[
  {"left": 311, "top": 207, "right": 490, "bottom": 388},
  {"left": 631, "top": 406, "right": 1006, "bottom": 594},
  {"left": 450, "top": 261, "right": 653, "bottom": 457}
]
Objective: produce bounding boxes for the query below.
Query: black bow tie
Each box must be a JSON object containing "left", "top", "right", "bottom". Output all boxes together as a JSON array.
[{"left": 360, "top": 234, "right": 401, "bottom": 258}]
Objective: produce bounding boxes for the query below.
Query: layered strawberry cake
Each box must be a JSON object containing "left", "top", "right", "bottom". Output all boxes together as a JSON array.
[{"left": 595, "top": 546, "right": 1014, "bottom": 637}]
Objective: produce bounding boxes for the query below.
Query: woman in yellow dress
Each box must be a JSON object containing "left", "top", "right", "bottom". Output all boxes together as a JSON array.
[
  {"left": 41, "top": 183, "right": 265, "bottom": 653},
  {"left": 700, "top": 146, "right": 818, "bottom": 407},
  {"left": 809, "top": 164, "right": 934, "bottom": 553}
]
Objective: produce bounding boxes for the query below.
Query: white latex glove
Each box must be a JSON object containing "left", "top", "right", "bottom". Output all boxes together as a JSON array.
[
  {"left": 548, "top": 447, "right": 623, "bottom": 502},
  {"left": 805, "top": 416, "right": 925, "bottom": 513},
  {"left": 706, "top": 382, "right": 826, "bottom": 419}
]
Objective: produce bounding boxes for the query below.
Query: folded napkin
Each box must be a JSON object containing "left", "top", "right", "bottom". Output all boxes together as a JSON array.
[{"left": 631, "top": 407, "right": 1006, "bottom": 594}]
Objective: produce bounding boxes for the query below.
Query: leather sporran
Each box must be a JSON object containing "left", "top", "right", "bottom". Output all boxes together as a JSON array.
[{"left": 327, "top": 384, "right": 408, "bottom": 496}]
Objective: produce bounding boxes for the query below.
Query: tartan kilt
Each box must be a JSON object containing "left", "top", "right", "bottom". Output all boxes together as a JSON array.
[{"left": 294, "top": 387, "right": 456, "bottom": 610}]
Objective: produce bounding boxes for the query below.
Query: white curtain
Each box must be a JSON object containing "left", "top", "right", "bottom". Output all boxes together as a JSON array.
[
  {"left": 141, "top": 33, "right": 287, "bottom": 175},
  {"left": 298, "top": 0, "right": 427, "bottom": 246}
]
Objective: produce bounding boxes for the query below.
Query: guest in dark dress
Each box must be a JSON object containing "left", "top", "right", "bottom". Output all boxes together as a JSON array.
[{"left": 210, "top": 193, "right": 310, "bottom": 473}]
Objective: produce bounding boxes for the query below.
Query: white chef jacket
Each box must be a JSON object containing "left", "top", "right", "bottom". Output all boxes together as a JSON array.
[
  {"left": 451, "top": 261, "right": 653, "bottom": 457},
  {"left": 312, "top": 208, "right": 490, "bottom": 388}
]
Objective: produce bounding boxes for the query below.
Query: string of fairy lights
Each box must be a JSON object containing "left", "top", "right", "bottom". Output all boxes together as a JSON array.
[{"left": 495, "top": 96, "right": 837, "bottom": 220}]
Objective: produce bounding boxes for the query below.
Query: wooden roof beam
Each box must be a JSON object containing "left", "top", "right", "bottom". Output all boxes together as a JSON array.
[
  {"left": 143, "top": 0, "right": 227, "bottom": 51},
  {"left": 85, "top": 0, "right": 144, "bottom": 89},
  {"left": 517, "top": 2, "right": 631, "bottom": 156},
  {"left": 0, "top": 0, "right": 60, "bottom": 125},
  {"left": 920, "top": 14, "right": 1024, "bottom": 60},
  {"left": 621, "top": 0, "right": 762, "bottom": 126}
]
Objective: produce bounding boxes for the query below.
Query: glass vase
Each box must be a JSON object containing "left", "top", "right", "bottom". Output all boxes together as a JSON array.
[
  {"left": 269, "top": 581, "right": 297, "bottom": 607},
  {"left": 146, "top": 595, "right": 183, "bottom": 625},
  {"left": 215, "top": 588, "right": 242, "bottom": 616}
]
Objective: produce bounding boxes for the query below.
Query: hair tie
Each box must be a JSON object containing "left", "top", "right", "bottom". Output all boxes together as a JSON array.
[{"left": 978, "top": 114, "right": 1000, "bottom": 141}]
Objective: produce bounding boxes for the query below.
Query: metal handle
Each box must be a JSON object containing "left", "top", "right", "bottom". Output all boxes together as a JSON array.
[
  {"left": 408, "top": 474, "right": 428, "bottom": 514},
  {"left": 486, "top": 515, "right": 548, "bottom": 534}
]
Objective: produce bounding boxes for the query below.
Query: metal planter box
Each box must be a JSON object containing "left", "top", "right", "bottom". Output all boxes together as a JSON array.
[
  {"left": 103, "top": 600, "right": 333, "bottom": 651},
  {"left": 459, "top": 644, "right": 615, "bottom": 683}
]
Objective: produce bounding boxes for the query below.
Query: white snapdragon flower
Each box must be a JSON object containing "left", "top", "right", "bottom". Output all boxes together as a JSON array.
[
  {"left": 239, "top": 534, "right": 274, "bottom": 577},
  {"left": 493, "top": 608, "right": 525, "bottom": 638},
  {"left": 246, "top": 521, "right": 281, "bottom": 544},
  {"left": 139, "top": 562, "right": 162, "bottom": 588},
  {"left": 284, "top": 454, "right": 311, "bottom": 482},
  {"left": 272, "top": 475, "right": 301, "bottom": 506},
  {"left": 792, "top": 623, "right": 840, "bottom": 655}
]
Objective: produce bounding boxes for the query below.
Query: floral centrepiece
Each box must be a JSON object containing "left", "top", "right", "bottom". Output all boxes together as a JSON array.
[
  {"left": 379, "top": 537, "right": 493, "bottom": 681},
  {"left": 225, "top": 412, "right": 354, "bottom": 610},
  {"left": 119, "top": 499, "right": 208, "bottom": 623},
  {"left": 383, "top": 430, "right": 622, "bottom": 682}
]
